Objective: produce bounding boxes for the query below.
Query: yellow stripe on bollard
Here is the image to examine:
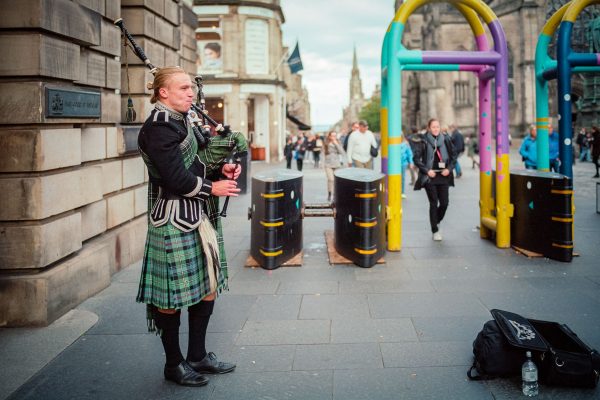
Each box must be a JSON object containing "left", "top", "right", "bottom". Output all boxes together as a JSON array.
[
  {"left": 355, "top": 193, "right": 377, "bottom": 199},
  {"left": 354, "top": 221, "right": 378, "bottom": 228},
  {"left": 260, "top": 221, "right": 284, "bottom": 227},
  {"left": 259, "top": 249, "right": 283, "bottom": 257},
  {"left": 261, "top": 193, "right": 284, "bottom": 198},
  {"left": 354, "top": 247, "right": 377, "bottom": 255}
]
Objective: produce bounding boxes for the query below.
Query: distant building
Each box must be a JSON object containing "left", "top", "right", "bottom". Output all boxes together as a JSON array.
[
  {"left": 335, "top": 47, "right": 366, "bottom": 133},
  {"left": 193, "top": 0, "right": 292, "bottom": 161},
  {"left": 396, "top": 0, "right": 600, "bottom": 135}
]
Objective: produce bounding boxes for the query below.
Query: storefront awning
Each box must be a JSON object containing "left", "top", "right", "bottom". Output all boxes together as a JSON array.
[{"left": 286, "top": 110, "right": 311, "bottom": 131}]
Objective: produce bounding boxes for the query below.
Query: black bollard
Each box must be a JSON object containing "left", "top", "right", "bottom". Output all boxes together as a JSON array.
[
  {"left": 249, "top": 169, "right": 303, "bottom": 269},
  {"left": 334, "top": 168, "right": 386, "bottom": 268}
]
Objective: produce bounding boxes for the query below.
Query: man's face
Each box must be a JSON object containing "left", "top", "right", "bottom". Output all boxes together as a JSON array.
[
  {"left": 531, "top": 127, "right": 537, "bottom": 139},
  {"left": 352, "top": 123, "right": 359, "bottom": 131},
  {"left": 358, "top": 124, "right": 368, "bottom": 133},
  {"left": 159, "top": 73, "right": 194, "bottom": 113}
]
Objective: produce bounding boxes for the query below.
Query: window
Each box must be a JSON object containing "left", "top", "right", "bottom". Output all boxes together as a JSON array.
[{"left": 454, "top": 80, "right": 471, "bottom": 106}]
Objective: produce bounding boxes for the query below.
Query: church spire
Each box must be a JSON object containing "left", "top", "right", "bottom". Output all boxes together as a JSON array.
[{"left": 349, "top": 45, "right": 364, "bottom": 101}]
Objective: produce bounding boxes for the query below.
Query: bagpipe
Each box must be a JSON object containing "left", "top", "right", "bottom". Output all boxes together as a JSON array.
[{"left": 115, "top": 18, "right": 248, "bottom": 216}]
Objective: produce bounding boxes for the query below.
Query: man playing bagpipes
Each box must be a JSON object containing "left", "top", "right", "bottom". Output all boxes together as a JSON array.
[{"left": 136, "top": 66, "right": 241, "bottom": 386}]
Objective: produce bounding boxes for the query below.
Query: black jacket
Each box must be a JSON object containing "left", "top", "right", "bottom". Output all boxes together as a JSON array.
[{"left": 413, "top": 132, "right": 457, "bottom": 190}]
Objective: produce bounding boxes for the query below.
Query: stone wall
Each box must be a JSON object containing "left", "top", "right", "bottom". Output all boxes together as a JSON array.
[{"left": 0, "top": 0, "right": 198, "bottom": 327}]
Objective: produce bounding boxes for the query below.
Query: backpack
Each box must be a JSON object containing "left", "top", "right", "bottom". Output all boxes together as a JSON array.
[{"left": 467, "top": 319, "right": 525, "bottom": 380}]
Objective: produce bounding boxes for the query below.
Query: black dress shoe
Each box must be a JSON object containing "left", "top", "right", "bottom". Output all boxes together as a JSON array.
[
  {"left": 164, "top": 361, "right": 209, "bottom": 386},
  {"left": 188, "top": 352, "right": 236, "bottom": 374}
]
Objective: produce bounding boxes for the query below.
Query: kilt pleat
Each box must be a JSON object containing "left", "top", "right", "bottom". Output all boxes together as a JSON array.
[{"left": 137, "top": 222, "right": 215, "bottom": 309}]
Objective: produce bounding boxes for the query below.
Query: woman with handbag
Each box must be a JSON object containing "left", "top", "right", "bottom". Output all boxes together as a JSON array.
[
  {"left": 413, "top": 118, "right": 457, "bottom": 241},
  {"left": 323, "top": 130, "right": 346, "bottom": 202}
]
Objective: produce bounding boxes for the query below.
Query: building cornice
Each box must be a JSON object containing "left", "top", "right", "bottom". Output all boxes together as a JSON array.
[
  {"left": 203, "top": 77, "right": 287, "bottom": 88},
  {"left": 193, "top": 1, "right": 285, "bottom": 22}
]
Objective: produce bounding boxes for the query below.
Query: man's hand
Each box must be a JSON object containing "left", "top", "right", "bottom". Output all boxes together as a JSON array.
[
  {"left": 427, "top": 170, "right": 436, "bottom": 178},
  {"left": 441, "top": 169, "right": 450, "bottom": 177},
  {"left": 211, "top": 179, "right": 240, "bottom": 197},
  {"left": 222, "top": 163, "right": 241, "bottom": 180}
]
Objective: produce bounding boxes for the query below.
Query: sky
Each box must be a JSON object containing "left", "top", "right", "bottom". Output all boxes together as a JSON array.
[{"left": 280, "top": 0, "right": 395, "bottom": 127}]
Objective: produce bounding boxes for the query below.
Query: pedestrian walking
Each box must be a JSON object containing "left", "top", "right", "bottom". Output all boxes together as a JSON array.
[
  {"left": 400, "top": 140, "right": 414, "bottom": 198},
  {"left": 283, "top": 136, "right": 294, "bottom": 169},
  {"left": 313, "top": 134, "right": 323, "bottom": 168},
  {"left": 413, "top": 118, "right": 457, "bottom": 241},
  {"left": 450, "top": 124, "right": 465, "bottom": 178},
  {"left": 519, "top": 124, "right": 537, "bottom": 169},
  {"left": 548, "top": 122, "right": 560, "bottom": 172},
  {"left": 466, "top": 134, "right": 480, "bottom": 169},
  {"left": 591, "top": 126, "right": 600, "bottom": 178},
  {"left": 346, "top": 120, "right": 378, "bottom": 169},
  {"left": 136, "top": 67, "right": 238, "bottom": 387},
  {"left": 295, "top": 136, "right": 307, "bottom": 171},
  {"left": 323, "top": 131, "right": 346, "bottom": 202}
]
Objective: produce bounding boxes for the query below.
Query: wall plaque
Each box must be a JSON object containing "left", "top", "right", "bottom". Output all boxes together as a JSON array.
[{"left": 45, "top": 88, "right": 101, "bottom": 118}]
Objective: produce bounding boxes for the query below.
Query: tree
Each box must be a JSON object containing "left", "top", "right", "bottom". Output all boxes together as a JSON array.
[{"left": 359, "top": 95, "right": 381, "bottom": 133}]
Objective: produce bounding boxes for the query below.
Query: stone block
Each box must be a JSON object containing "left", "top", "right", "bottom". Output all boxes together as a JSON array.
[
  {"left": 0, "top": 34, "right": 80, "bottom": 80},
  {"left": 172, "top": 26, "right": 181, "bottom": 51},
  {"left": 0, "top": 240, "right": 111, "bottom": 327},
  {"left": 101, "top": 89, "right": 121, "bottom": 123},
  {"left": 122, "top": 156, "right": 145, "bottom": 188},
  {"left": 121, "top": 0, "right": 164, "bottom": 15},
  {"left": 77, "top": 49, "right": 106, "bottom": 87},
  {"left": 106, "top": 126, "right": 119, "bottom": 158},
  {"left": 120, "top": 8, "right": 155, "bottom": 36},
  {"left": 81, "top": 127, "right": 106, "bottom": 162},
  {"left": 0, "top": 128, "right": 81, "bottom": 172},
  {"left": 122, "top": 95, "right": 153, "bottom": 125},
  {"left": 133, "top": 185, "right": 148, "bottom": 216},
  {"left": 181, "top": 45, "right": 196, "bottom": 63},
  {"left": 0, "top": 82, "right": 107, "bottom": 125},
  {"left": 181, "top": 24, "right": 196, "bottom": 49},
  {"left": 106, "top": 57, "right": 121, "bottom": 90},
  {"left": 97, "top": 214, "right": 146, "bottom": 274},
  {"left": 105, "top": 0, "right": 121, "bottom": 21},
  {"left": 0, "top": 166, "right": 102, "bottom": 221},
  {"left": 121, "top": 37, "right": 164, "bottom": 69},
  {"left": 0, "top": 0, "right": 101, "bottom": 46},
  {"left": 92, "top": 18, "right": 121, "bottom": 57},
  {"left": 154, "top": 17, "right": 175, "bottom": 48},
  {"left": 80, "top": 199, "right": 107, "bottom": 241},
  {"left": 100, "top": 159, "right": 122, "bottom": 194},
  {"left": 106, "top": 190, "right": 135, "bottom": 229},
  {"left": 163, "top": 0, "right": 180, "bottom": 25},
  {"left": 180, "top": 58, "right": 196, "bottom": 75},
  {"left": 73, "top": 0, "right": 104, "bottom": 15},
  {"left": 120, "top": 65, "right": 152, "bottom": 95},
  {"left": 0, "top": 213, "right": 82, "bottom": 270},
  {"left": 164, "top": 47, "right": 180, "bottom": 68}
]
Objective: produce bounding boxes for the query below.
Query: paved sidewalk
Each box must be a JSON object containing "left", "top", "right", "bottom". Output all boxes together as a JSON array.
[{"left": 2, "top": 153, "right": 600, "bottom": 400}]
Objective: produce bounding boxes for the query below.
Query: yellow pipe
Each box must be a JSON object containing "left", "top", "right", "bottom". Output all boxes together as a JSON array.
[
  {"left": 479, "top": 172, "right": 494, "bottom": 239},
  {"left": 481, "top": 216, "right": 497, "bottom": 232},
  {"left": 495, "top": 153, "right": 512, "bottom": 248},
  {"left": 563, "top": 0, "right": 600, "bottom": 23},
  {"left": 387, "top": 174, "right": 402, "bottom": 250}
]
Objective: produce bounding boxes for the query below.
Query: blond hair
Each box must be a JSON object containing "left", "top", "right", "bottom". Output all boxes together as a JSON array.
[{"left": 147, "top": 66, "right": 187, "bottom": 104}]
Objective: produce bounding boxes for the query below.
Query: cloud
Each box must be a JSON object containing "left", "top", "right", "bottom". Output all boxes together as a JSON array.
[{"left": 281, "top": 0, "right": 392, "bottom": 125}]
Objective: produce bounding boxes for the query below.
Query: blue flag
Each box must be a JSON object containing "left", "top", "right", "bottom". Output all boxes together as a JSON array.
[{"left": 287, "top": 42, "right": 303, "bottom": 74}]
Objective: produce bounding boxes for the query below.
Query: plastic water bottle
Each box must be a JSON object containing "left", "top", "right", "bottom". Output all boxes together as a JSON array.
[{"left": 522, "top": 351, "right": 539, "bottom": 397}]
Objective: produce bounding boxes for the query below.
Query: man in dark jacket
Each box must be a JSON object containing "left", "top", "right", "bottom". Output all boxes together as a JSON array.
[{"left": 450, "top": 124, "right": 465, "bottom": 178}]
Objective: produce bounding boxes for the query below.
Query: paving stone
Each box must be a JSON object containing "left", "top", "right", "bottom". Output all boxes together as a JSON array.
[
  {"left": 353, "top": 263, "right": 412, "bottom": 281},
  {"left": 277, "top": 280, "right": 339, "bottom": 295},
  {"left": 368, "top": 293, "right": 489, "bottom": 319},
  {"left": 380, "top": 341, "right": 473, "bottom": 368},
  {"left": 483, "top": 376, "right": 600, "bottom": 400},
  {"left": 331, "top": 318, "right": 418, "bottom": 343},
  {"left": 210, "top": 294, "right": 257, "bottom": 333},
  {"left": 247, "top": 295, "right": 302, "bottom": 321},
  {"left": 236, "top": 320, "right": 330, "bottom": 346},
  {"left": 227, "top": 279, "right": 280, "bottom": 295},
  {"left": 294, "top": 343, "right": 382, "bottom": 370},
  {"left": 339, "top": 279, "right": 434, "bottom": 294},
  {"left": 411, "top": 316, "right": 487, "bottom": 342},
  {"left": 228, "top": 345, "right": 295, "bottom": 372},
  {"left": 210, "top": 370, "right": 333, "bottom": 400},
  {"left": 333, "top": 366, "right": 493, "bottom": 400},
  {"left": 300, "top": 294, "right": 371, "bottom": 320},
  {"left": 429, "top": 276, "right": 534, "bottom": 293}
]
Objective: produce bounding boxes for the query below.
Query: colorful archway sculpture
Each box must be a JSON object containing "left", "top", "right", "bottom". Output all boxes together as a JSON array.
[
  {"left": 535, "top": 0, "right": 600, "bottom": 175},
  {"left": 382, "top": 0, "right": 512, "bottom": 251}
]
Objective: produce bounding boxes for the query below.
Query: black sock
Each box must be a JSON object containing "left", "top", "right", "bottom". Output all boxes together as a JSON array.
[
  {"left": 154, "top": 309, "right": 183, "bottom": 368},
  {"left": 187, "top": 300, "right": 214, "bottom": 362}
]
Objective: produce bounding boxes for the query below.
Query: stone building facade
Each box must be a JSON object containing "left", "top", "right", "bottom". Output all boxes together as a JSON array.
[
  {"left": 397, "top": 0, "right": 599, "bottom": 136},
  {"left": 192, "top": 0, "right": 288, "bottom": 162},
  {"left": 0, "top": 0, "right": 199, "bottom": 327}
]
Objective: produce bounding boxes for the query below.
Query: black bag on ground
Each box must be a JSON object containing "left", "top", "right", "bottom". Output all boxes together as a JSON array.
[{"left": 468, "top": 309, "right": 600, "bottom": 388}]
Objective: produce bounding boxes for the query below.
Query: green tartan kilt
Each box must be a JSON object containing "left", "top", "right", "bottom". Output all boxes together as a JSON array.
[{"left": 136, "top": 222, "right": 220, "bottom": 309}]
